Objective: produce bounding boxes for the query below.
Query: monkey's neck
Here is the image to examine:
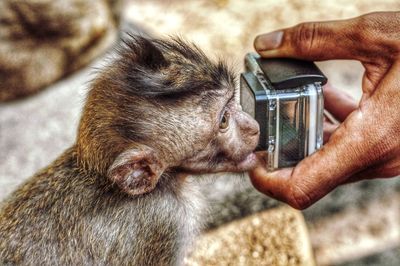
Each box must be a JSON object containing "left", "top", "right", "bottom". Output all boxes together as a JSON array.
[{"left": 151, "top": 170, "right": 196, "bottom": 198}]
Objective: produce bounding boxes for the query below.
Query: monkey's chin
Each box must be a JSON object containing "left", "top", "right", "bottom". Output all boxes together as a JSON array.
[
  {"left": 233, "top": 152, "right": 258, "bottom": 172},
  {"left": 210, "top": 152, "right": 258, "bottom": 173},
  {"left": 178, "top": 153, "right": 258, "bottom": 174}
]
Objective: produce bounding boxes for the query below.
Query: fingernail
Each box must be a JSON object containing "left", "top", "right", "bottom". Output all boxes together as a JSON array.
[{"left": 255, "top": 31, "right": 283, "bottom": 51}]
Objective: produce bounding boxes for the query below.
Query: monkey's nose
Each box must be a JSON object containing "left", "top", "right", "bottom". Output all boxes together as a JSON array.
[
  {"left": 246, "top": 124, "right": 259, "bottom": 137},
  {"left": 249, "top": 123, "right": 260, "bottom": 136},
  {"left": 250, "top": 120, "right": 260, "bottom": 137},
  {"left": 238, "top": 111, "right": 260, "bottom": 136},
  {"left": 245, "top": 120, "right": 260, "bottom": 138}
]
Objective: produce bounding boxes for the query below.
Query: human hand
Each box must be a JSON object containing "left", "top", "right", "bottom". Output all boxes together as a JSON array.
[{"left": 250, "top": 11, "right": 400, "bottom": 209}]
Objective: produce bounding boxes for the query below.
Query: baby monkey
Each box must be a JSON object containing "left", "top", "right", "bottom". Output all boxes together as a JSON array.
[{"left": 0, "top": 36, "right": 259, "bottom": 265}]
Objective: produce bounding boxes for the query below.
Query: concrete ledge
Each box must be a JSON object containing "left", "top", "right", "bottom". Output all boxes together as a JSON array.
[{"left": 185, "top": 206, "right": 314, "bottom": 266}]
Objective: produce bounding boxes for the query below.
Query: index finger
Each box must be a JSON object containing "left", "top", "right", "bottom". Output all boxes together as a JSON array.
[
  {"left": 323, "top": 84, "right": 358, "bottom": 122},
  {"left": 254, "top": 12, "right": 399, "bottom": 62}
]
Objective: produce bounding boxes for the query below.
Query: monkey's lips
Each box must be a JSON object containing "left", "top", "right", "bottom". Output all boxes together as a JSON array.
[{"left": 211, "top": 152, "right": 258, "bottom": 173}]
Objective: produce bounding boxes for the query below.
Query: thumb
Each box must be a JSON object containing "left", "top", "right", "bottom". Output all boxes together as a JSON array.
[{"left": 254, "top": 18, "right": 361, "bottom": 61}]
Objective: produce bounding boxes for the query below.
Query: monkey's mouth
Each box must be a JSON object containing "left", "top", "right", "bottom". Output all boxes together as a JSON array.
[
  {"left": 178, "top": 151, "right": 258, "bottom": 175},
  {"left": 211, "top": 152, "right": 258, "bottom": 173}
]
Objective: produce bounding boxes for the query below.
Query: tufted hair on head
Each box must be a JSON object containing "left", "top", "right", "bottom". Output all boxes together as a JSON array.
[{"left": 103, "top": 34, "right": 235, "bottom": 98}]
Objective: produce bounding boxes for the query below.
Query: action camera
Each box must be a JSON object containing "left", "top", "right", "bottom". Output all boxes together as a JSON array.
[{"left": 240, "top": 53, "right": 327, "bottom": 170}]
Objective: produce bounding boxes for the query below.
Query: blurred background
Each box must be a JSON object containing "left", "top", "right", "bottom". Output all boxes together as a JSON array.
[{"left": 0, "top": 0, "right": 399, "bottom": 265}]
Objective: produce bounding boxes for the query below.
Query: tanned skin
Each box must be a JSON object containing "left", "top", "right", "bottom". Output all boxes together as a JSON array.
[
  {"left": 251, "top": 12, "right": 400, "bottom": 209},
  {"left": 0, "top": 36, "right": 259, "bottom": 265}
]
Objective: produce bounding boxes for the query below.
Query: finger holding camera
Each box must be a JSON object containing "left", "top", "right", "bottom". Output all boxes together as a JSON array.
[{"left": 250, "top": 11, "right": 400, "bottom": 209}]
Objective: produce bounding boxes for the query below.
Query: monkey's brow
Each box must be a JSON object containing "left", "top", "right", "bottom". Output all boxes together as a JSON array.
[
  {"left": 225, "top": 80, "right": 236, "bottom": 99},
  {"left": 210, "top": 83, "right": 234, "bottom": 98},
  {"left": 225, "top": 92, "right": 235, "bottom": 106}
]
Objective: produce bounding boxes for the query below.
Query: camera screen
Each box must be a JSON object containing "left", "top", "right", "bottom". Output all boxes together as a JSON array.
[{"left": 277, "top": 99, "right": 304, "bottom": 168}]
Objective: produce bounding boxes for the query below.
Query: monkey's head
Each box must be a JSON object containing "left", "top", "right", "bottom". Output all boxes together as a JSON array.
[{"left": 77, "top": 35, "right": 259, "bottom": 195}]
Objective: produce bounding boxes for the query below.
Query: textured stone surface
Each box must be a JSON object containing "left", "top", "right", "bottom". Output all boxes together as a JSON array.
[{"left": 185, "top": 206, "right": 314, "bottom": 266}]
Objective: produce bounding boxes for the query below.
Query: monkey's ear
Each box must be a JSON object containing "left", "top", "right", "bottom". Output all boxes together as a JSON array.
[
  {"left": 137, "top": 38, "right": 169, "bottom": 70},
  {"left": 124, "top": 35, "right": 169, "bottom": 70},
  {"left": 108, "top": 148, "right": 165, "bottom": 196}
]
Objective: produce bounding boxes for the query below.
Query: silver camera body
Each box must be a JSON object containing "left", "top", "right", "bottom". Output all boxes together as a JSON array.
[{"left": 240, "top": 53, "right": 327, "bottom": 171}]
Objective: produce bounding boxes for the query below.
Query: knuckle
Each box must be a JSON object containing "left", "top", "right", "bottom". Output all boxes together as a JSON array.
[
  {"left": 354, "top": 12, "right": 400, "bottom": 56},
  {"left": 286, "top": 183, "right": 313, "bottom": 210},
  {"left": 291, "top": 22, "right": 320, "bottom": 55},
  {"left": 353, "top": 14, "right": 378, "bottom": 42},
  {"left": 356, "top": 12, "right": 383, "bottom": 32}
]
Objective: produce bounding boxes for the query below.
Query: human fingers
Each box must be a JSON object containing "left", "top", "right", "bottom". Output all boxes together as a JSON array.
[
  {"left": 323, "top": 84, "right": 358, "bottom": 122},
  {"left": 254, "top": 12, "right": 400, "bottom": 63},
  {"left": 249, "top": 61, "right": 400, "bottom": 209}
]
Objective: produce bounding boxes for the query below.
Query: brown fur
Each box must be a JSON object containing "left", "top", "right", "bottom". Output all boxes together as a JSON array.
[{"left": 0, "top": 36, "right": 259, "bottom": 265}]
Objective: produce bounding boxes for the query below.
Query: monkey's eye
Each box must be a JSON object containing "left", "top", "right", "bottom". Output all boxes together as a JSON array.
[{"left": 219, "top": 111, "right": 230, "bottom": 130}]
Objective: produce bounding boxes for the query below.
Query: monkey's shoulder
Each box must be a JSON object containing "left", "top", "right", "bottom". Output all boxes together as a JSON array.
[{"left": 0, "top": 146, "right": 205, "bottom": 265}]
